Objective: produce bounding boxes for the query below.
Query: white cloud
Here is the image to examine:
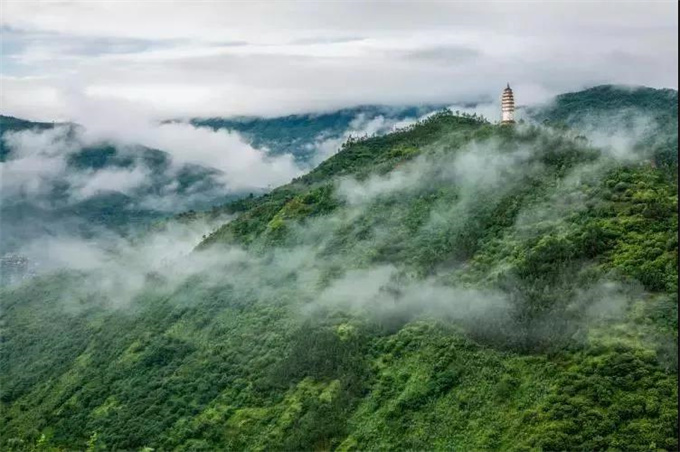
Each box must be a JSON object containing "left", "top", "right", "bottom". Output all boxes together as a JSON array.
[
  {"left": 308, "top": 111, "right": 422, "bottom": 166},
  {"left": 337, "top": 166, "right": 423, "bottom": 206},
  {"left": 336, "top": 138, "right": 537, "bottom": 206},
  {"left": 0, "top": 126, "right": 75, "bottom": 197},
  {"left": 0, "top": 2, "right": 676, "bottom": 120},
  {"left": 0, "top": 118, "right": 302, "bottom": 212},
  {"left": 123, "top": 122, "right": 302, "bottom": 191},
  {"left": 46, "top": 92, "right": 305, "bottom": 191},
  {"left": 0, "top": 153, "right": 66, "bottom": 198},
  {"left": 69, "top": 166, "right": 149, "bottom": 200}
]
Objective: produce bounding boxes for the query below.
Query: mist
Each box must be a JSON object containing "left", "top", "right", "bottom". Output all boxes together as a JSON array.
[
  {"left": 307, "top": 111, "right": 425, "bottom": 166},
  {"left": 9, "top": 112, "right": 664, "bottom": 355}
]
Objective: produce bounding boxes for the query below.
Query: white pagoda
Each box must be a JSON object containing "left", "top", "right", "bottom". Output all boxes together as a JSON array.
[{"left": 501, "top": 83, "right": 515, "bottom": 124}]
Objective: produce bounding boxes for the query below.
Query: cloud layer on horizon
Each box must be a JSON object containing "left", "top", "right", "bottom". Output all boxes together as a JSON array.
[{"left": 0, "top": 1, "right": 677, "bottom": 122}]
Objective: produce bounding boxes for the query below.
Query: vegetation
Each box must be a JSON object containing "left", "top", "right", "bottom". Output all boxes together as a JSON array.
[
  {"left": 0, "top": 120, "right": 235, "bottom": 254},
  {"left": 0, "top": 115, "right": 58, "bottom": 160},
  {"left": 0, "top": 86, "right": 677, "bottom": 451},
  {"left": 527, "top": 85, "right": 678, "bottom": 167},
  {"left": 189, "top": 105, "right": 442, "bottom": 163}
]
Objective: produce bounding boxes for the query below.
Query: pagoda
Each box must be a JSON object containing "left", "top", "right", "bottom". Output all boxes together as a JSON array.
[{"left": 501, "top": 83, "right": 515, "bottom": 124}]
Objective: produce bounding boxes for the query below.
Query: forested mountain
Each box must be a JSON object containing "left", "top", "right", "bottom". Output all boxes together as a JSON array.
[
  {"left": 189, "top": 105, "right": 443, "bottom": 163},
  {"left": 1, "top": 106, "right": 439, "bottom": 254},
  {"left": 530, "top": 85, "right": 678, "bottom": 124},
  {"left": 0, "top": 116, "right": 234, "bottom": 254},
  {"left": 528, "top": 85, "right": 678, "bottom": 166},
  {"left": 0, "top": 86, "right": 677, "bottom": 451}
]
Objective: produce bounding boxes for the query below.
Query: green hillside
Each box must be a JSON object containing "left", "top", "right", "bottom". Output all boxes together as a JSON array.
[
  {"left": 1, "top": 87, "right": 677, "bottom": 451},
  {"left": 189, "top": 105, "right": 443, "bottom": 163},
  {"left": 527, "top": 85, "right": 678, "bottom": 167},
  {"left": 1, "top": 105, "right": 439, "bottom": 254}
]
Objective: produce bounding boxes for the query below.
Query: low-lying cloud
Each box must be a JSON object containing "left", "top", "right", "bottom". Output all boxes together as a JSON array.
[
  {"left": 306, "top": 111, "right": 424, "bottom": 166},
  {"left": 336, "top": 137, "right": 538, "bottom": 206},
  {"left": 132, "top": 122, "right": 302, "bottom": 190},
  {"left": 4, "top": 113, "right": 666, "bottom": 355},
  {"left": 1, "top": 119, "right": 302, "bottom": 207}
]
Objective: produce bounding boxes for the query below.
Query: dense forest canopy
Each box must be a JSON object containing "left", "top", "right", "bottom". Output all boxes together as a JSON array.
[{"left": 0, "top": 86, "right": 677, "bottom": 451}]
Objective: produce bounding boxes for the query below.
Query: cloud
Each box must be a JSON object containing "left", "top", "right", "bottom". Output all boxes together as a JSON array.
[
  {"left": 0, "top": 126, "right": 75, "bottom": 198},
  {"left": 16, "top": 214, "right": 231, "bottom": 306},
  {"left": 0, "top": 2, "right": 676, "bottom": 120},
  {"left": 336, "top": 137, "right": 537, "bottom": 206},
  {"left": 337, "top": 164, "right": 423, "bottom": 206},
  {"left": 401, "top": 45, "right": 481, "bottom": 64},
  {"left": 7, "top": 114, "right": 662, "bottom": 356},
  {"left": 123, "top": 122, "right": 302, "bottom": 191},
  {"left": 308, "top": 111, "right": 423, "bottom": 166},
  {"left": 49, "top": 90, "right": 304, "bottom": 191},
  {"left": 68, "top": 165, "right": 149, "bottom": 201},
  {"left": 309, "top": 264, "right": 512, "bottom": 327},
  {"left": 1, "top": 109, "right": 304, "bottom": 211}
]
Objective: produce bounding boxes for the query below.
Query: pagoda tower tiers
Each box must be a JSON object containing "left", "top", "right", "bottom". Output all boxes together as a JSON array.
[{"left": 501, "top": 83, "right": 515, "bottom": 124}]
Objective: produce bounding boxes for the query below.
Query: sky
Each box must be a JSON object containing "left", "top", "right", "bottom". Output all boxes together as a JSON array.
[{"left": 0, "top": 1, "right": 678, "bottom": 122}]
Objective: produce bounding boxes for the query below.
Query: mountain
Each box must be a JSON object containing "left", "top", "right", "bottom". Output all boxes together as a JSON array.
[
  {"left": 0, "top": 86, "right": 677, "bottom": 451},
  {"left": 0, "top": 116, "right": 235, "bottom": 254},
  {"left": 189, "top": 105, "right": 444, "bottom": 164},
  {"left": 527, "top": 85, "right": 678, "bottom": 166},
  {"left": 1, "top": 106, "right": 441, "bottom": 255},
  {"left": 529, "top": 85, "right": 678, "bottom": 124},
  {"left": 0, "top": 115, "right": 58, "bottom": 161}
]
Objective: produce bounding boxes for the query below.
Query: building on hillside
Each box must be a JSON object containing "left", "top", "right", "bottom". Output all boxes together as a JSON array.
[{"left": 501, "top": 83, "right": 515, "bottom": 124}]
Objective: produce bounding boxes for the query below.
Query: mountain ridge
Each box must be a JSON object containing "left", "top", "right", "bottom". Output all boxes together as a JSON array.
[{"left": 0, "top": 85, "right": 677, "bottom": 451}]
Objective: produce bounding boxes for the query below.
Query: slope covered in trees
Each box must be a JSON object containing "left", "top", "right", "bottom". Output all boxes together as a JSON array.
[
  {"left": 0, "top": 86, "right": 677, "bottom": 451},
  {"left": 527, "top": 85, "right": 678, "bottom": 167},
  {"left": 1, "top": 105, "right": 438, "bottom": 254},
  {"left": 189, "top": 105, "right": 442, "bottom": 164}
]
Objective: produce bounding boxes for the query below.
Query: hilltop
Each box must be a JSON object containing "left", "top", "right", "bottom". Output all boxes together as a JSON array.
[
  {"left": 0, "top": 86, "right": 677, "bottom": 451},
  {"left": 189, "top": 105, "right": 443, "bottom": 164}
]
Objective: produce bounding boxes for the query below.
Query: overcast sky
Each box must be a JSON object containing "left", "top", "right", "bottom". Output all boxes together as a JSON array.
[{"left": 1, "top": 1, "right": 677, "bottom": 122}]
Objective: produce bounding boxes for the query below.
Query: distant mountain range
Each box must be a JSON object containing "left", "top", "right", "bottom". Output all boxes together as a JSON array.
[
  {"left": 0, "top": 105, "right": 442, "bottom": 253},
  {"left": 528, "top": 85, "right": 678, "bottom": 166},
  {"left": 189, "top": 105, "right": 444, "bottom": 163},
  {"left": 2, "top": 86, "right": 676, "bottom": 255},
  {"left": 0, "top": 117, "right": 231, "bottom": 253}
]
